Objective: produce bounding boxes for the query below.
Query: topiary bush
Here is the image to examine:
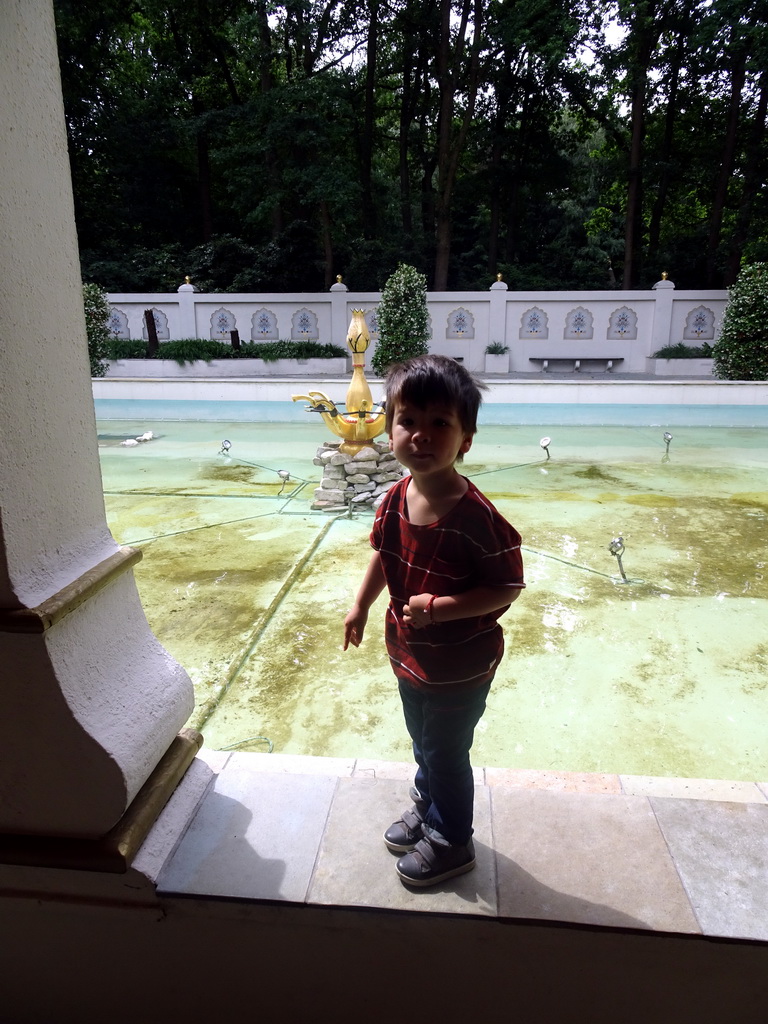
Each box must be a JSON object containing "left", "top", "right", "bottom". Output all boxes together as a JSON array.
[
  {"left": 371, "top": 263, "right": 430, "bottom": 376},
  {"left": 83, "top": 282, "right": 112, "bottom": 377},
  {"left": 712, "top": 263, "right": 768, "bottom": 380}
]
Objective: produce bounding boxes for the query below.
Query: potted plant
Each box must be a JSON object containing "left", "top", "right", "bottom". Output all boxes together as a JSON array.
[{"left": 484, "top": 341, "right": 509, "bottom": 373}]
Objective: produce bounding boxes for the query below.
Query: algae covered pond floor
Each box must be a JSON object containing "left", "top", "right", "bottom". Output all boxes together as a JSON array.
[{"left": 98, "top": 418, "right": 768, "bottom": 780}]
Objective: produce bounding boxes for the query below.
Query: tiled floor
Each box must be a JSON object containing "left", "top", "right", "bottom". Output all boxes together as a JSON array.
[{"left": 157, "top": 749, "right": 768, "bottom": 942}]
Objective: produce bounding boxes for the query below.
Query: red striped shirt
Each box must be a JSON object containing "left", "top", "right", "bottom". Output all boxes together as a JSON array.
[{"left": 371, "top": 476, "right": 525, "bottom": 690}]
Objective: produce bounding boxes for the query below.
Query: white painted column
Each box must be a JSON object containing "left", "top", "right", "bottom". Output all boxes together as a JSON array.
[
  {"left": 650, "top": 276, "right": 676, "bottom": 355},
  {"left": 489, "top": 276, "right": 510, "bottom": 364},
  {"left": 0, "top": 0, "right": 194, "bottom": 837},
  {"left": 330, "top": 276, "right": 349, "bottom": 347},
  {"left": 177, "top": 280, "right": 198, "bottom": 338}
]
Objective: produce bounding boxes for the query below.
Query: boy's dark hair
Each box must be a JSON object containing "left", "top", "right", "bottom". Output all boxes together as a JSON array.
[{"left": 384, "top": 354, "right": 487, "bottom": 435}]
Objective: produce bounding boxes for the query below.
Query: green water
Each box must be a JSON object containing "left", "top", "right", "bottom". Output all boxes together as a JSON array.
[{"left": 99, "top": 420, "right": 768, "bottom": 780}]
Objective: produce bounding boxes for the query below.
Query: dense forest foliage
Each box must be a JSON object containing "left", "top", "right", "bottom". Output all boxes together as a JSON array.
[{"left": 54, "top": 0, "right": 768, "bottom": 293}]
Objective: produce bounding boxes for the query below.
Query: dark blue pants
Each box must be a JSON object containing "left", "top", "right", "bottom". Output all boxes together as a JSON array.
[{"left": 398, "top": 677, "right": 492, "bottom": 846}]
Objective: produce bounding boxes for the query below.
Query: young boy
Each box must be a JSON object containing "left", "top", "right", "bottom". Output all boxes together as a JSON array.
[{"left": 344, "top": 354, "right": 524, "bottom": 887}]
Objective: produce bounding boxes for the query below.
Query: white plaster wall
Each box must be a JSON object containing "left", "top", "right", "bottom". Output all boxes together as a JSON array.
[
  {"left": 0, "top": 0, "right": 117, "bottom": 607},
  {"left": 107, "top": 288, "right": 731, "bottom": 376}
]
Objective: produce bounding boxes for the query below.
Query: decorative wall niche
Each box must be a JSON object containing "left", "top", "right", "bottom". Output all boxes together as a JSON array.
[
  {"left": 291, "top": 307, "right": 319, "bottom": 340},
  {"left": 251, "top": 308, "right": 279, "bottom": 340},
  {"left": 108, "top": 307, "right": 129, "bottom": 339},
  {"left": 520, "top": 307, "right": 548, "bottom": 339},
  {"left": 364, "top": 308, "right": 379, "bottom": 336},
  {"left": 607, "top": 306, "right": 638, "bottom": 340},
  {"left": 683, "top": 305, "right": 715, "bottom": 340},
  {"left": 564, "top": 306, "right": 594, "bottom": 339},
  {"left": 210, "top": 307, "right": 237, "bottom": 340},
  {"left": 446, "top": 307, "right": 475, "bottom": 339}
]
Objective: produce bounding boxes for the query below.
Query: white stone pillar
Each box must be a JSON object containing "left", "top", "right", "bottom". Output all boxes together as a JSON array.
[
  {"left": 650, "top": 275, "right": 676, "bottom": 356},
  {"left": 0, "top": 0, "right": 194, "bottom": 838},
  {"left": 330, "top": 275, "right": 349, "bottom": 348},
  {"left": 489, "top": 275, "right": 509, "bottom": 360},
  {"left": 177, "top": 279, "right": 198, "bottom": 338}
]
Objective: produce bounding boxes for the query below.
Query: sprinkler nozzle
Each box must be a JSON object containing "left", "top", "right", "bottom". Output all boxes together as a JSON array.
[
  {"left": 609, "top": 536, "right": 628, "bottom": 582},
  {"left": 277, "top": 469, "right": 291, "bottom": 495}
]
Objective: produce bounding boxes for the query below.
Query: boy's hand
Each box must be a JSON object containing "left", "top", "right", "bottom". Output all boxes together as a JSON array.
[
  {"left": 343, "top": 605, "right": 368, "bottom": 649},
  {"left": 403, "top": 593, "right": 434, "bottom": 629}
]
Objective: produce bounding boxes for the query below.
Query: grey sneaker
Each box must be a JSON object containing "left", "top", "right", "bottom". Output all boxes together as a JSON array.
[
  {"left": 396, "top": 830, "right": 475, "bottom": 887},
  {"left": 383, "top": 806, "right": 425, "bottom": 853}
]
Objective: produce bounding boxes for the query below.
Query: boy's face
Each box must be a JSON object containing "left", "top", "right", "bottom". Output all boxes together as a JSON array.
[{"left": 388, "top": 400, "right": 473, "bottom": 476}]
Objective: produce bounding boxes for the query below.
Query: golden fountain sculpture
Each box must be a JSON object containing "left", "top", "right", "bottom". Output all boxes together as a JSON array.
[{"left": 292, "top": 310, "right": 387, "bottom": 454}]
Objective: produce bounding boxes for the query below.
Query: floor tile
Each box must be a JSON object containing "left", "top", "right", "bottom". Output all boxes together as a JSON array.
[
  {"left": 650, "top": 797, "right": 768, "bottom": 940},
  {"left": 622, "top": 775, "right": 767, "bottom": 803},
  {"left": 353, "top": 758, "right": 415, "bottom": 782},
  {"left": 353, "top": 758, "right": 483, "bottom": 787},
  {"left": 491, "top": 788, "right": 700, "bottom": 933},
  {"left": 157, "top": 764, "right": 336, "bottom": 902},
  {"left": 195, "top": 747, "right": 232, "bottom": 774},
  {"left": 228, "top": 751, "right": 355, "bottom": 776},
  {"left": 486, "top": 767, "right": 621, "bottom": 794},
  {"left": 308, "top": 776, "right": 497, "bottom": 917}
]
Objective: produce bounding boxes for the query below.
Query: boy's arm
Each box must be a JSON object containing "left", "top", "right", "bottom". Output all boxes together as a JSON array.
[
  {"left": 344, "top": 552, "right": 386, "bottom": 649},
  {"left": 404, "top": 585, "right": 521, "bottom": 629}
]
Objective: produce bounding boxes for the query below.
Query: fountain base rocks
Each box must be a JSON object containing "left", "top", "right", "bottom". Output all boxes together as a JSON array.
[{"left": 311, "top": 441, "right": 404, "bottom": 511}]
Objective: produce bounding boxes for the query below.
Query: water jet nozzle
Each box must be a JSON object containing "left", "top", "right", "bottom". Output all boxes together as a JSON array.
[
  {"left": 609, "top": 536, "right": 629, "bottom": 583},
  {"left": 540, "top": 436, "right": 552, "bottom": 460}
]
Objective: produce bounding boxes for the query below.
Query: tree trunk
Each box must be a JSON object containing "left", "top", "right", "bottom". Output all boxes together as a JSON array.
[
  {"left": 319, "top": 200, "right": 334, "bottom": 289},
  {"left": 647, "top": 27, "right": 686, "bottom": 271},
  {"left": 725, "top": 69, "right": 768, "bottom": 284},
  {"left": 621, "top": 0, "right": 661, "bottom": 289},
  {"left": 433, "top": 0, "right": 483, "bottom": 290},
  {"left": 623, "top": 76, "right": 646, "bottom": 288},
  {"left": 706, "top": 33, "right": 748, "bottom": 287},
  {"left": 361, "top": 0, "right": 378, "bottom": 239}
]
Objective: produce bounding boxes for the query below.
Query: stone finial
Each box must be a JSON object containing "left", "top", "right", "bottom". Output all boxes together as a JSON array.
[{"left": 652, "top": 272, "right": 675, "bottom": 290}]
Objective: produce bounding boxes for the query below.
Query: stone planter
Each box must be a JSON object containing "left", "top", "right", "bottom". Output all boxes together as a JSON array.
[
  {"left": 646, "top": 358, "right": 714, "bottom": 377},
  {"left": 104, "top": 358, "right": 348, "bottom": 378},
  {"left": 484, "top": 353, "right": 509, "bottom": 373}
]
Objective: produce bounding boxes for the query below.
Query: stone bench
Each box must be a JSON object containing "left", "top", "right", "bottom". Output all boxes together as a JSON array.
[{"left": 529, "top": 355, "right": 625, "bottom": 373}]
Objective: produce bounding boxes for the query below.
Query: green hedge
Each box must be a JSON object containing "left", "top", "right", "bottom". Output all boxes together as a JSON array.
[
  {"left": 652, "top": 342, "right": 713, "bottom": 358},
  {"left": 106, "top": 338, "right": 347, "bottom": 365}
]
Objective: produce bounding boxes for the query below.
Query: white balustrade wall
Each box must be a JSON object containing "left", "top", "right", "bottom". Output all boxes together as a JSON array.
[{"left": 108, "top": 278, "right": 728, "bottom": 374}]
